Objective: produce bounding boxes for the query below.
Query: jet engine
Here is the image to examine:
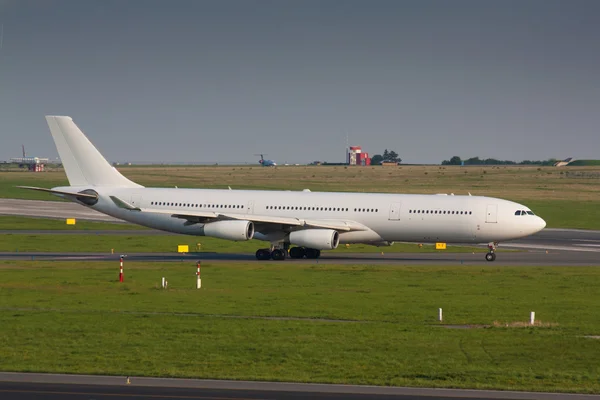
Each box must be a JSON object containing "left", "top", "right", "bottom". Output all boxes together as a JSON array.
[
  {"left": 289, "top": 229, "right": 339, "bottom": 250},
  {"left": 203, "top": 220, "right": 254, "bottom": 241}
]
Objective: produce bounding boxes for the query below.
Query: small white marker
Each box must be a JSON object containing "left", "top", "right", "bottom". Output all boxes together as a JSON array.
[
  {"left": 530, "top": 311, "right": 535, "bottom": 325},
  {"left": 439, "top": 308, "right": 443, "bottom": 322}
]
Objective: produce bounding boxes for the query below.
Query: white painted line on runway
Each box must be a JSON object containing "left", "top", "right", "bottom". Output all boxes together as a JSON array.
[{"left": 501, "top": 243, "right": 600, "bottom": 253}]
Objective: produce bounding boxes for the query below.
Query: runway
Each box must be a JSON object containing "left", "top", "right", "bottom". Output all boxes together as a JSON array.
[
  {"left": 0, "top": 372, "right": 597, "bottom": 400},
  {"left": 0, "top": 198, "right": 121, "bottom": 222},
  {"left": 1, "top": 248, "right": 599, "bottom": 265}
]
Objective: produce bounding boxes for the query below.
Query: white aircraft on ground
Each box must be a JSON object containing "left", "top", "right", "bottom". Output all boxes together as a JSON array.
[{"left": 20, "top": 116, "right": 546, "bottom": 261}]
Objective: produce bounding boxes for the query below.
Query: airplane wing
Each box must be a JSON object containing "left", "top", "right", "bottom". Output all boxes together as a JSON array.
[
  {"left": 110, "top": 195, "right": 368, "bottom": 232},
  {"left": 139, "top": 207, "right": 367, "bottom": 231}
]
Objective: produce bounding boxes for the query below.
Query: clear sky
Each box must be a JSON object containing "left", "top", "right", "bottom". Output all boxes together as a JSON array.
[{"left": 0, "top": 0, "right": 599, "bottom": 164}]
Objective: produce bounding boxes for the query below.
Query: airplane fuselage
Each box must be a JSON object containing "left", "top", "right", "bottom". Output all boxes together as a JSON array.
[{"left": 57, "top": 186, "right": 545, "bottom": 245}]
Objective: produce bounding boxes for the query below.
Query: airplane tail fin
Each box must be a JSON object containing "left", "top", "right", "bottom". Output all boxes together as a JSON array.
[{"left": 45, "top": 116, "right": 142, "bottom": 188}]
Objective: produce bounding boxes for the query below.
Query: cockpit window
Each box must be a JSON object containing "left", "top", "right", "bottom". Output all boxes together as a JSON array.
[
  {"left": 515, "top": 210, "right": 522, "bottom": 215},
  {"left": 526, "top": 211, "right": 535, "bottom": 215}
]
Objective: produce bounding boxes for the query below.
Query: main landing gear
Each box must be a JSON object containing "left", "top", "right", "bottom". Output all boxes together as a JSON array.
[
  {"left": 289, "top": 247, "right": 320, "bottom": 259},
  {"left": 255, "top": 245, "right": 321, "bottom": 260},
  {"left": 485, "top": 242, "right": 498, "bottom": 262}
]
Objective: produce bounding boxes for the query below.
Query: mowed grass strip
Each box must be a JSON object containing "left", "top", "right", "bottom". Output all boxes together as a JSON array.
[
  {"left": 0, "top": 216, "right": 141, "bottom": 230},
  {"left": 1, "top": 165, "right": 599, "bottom": 229},
  {"left": 0, "top": 233, "right": 482, "bottom": 253},
  {"left": 0, "top": 261, "right": 600, "bottom": 392}
]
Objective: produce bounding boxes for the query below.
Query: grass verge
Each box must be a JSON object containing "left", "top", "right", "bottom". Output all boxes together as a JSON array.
[
  {"left": 0, "top": 261, "right": 599, "bottom": 392},
  {"left": 0, "top": 216, "right": 139, "bottom": 230}
]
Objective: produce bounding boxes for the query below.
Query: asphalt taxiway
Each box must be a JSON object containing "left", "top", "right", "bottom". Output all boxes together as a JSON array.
[
  {"left": 0, "top": 249, "right": 598, "bottom": 265},
  {"left": 0, "top": 373, "right": 597, "bottom": 400},
  {"left": 0, "top": 198, "right": 121, "bottom": 222}
]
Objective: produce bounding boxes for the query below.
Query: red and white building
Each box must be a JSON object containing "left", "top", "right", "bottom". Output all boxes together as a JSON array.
[{"left": 347, "top": 146, "right": 371, "bottom": 166}]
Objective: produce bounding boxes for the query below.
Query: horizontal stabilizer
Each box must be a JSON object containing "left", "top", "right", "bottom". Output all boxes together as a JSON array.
[{"left": 17, "top": 186, "right": 98, "bottom": 199}]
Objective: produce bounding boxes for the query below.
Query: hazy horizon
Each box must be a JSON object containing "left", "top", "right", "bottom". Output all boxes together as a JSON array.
[{"left": 1, "top": 0, "right": 599, "bottom": 165}]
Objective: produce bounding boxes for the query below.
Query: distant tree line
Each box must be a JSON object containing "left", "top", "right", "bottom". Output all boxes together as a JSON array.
[
  {"left": 441, "top": 156, "right": 558, "bottom": 166},
  {"left": 371, "top": 149, "right": 401, "bottom": 165}
]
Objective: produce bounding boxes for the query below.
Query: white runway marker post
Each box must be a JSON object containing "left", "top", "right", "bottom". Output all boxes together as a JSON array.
[
  {"left": 196, "top": 261, "right": 202, "bottom": 289},
  {"left": 439, "top": 308, "right": 443, "bottom": 322},
  {"left": 530, "top": 311, "right": 535, "bottom": 325},
  {"left": 119, "top": 256, "right": 124, "bottom": 282},
  {"left": 161, "top": 277, "right": 166, "bottom": 289}
]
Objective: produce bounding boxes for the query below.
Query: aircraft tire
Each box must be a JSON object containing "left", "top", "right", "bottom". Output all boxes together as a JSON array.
[
  {"left": 305, "top": 248, "right": 320, "bottom": 259},
  {"left": 256, "top": 249, "right": 271, "bottom": 260},
  {"left": 289, "top": 247, "right": 305, "bottom": 259},
  {"left": 271, "top": 249, "right": 286, "bottom": 261},
  {"left": 485, "top": 252, "right": 496, "bottom": 262}
]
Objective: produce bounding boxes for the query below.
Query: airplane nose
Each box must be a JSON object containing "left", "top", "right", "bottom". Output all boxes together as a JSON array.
[{"left": 537, "top": 216, "right": 546, "bottom": 231}]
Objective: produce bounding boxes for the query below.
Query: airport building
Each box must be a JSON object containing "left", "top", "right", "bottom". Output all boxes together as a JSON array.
[
  {"left": 10, "top": 156, "right": 49, "bottom": 172},
  {"left": 347, "top": 146, "right": 371, "bottom": 166},
  {"left": 9, "top": 145, "right": 50, "bottom": 172}
]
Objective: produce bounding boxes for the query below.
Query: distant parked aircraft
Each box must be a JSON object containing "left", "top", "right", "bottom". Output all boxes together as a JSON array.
[{"left": 256, "top": 154, "right": 276, "bottom": 167}]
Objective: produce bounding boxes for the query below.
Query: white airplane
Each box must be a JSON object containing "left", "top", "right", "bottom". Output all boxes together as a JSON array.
[{"left": 20, "top": 116, "right": 546, "bottom": 262}]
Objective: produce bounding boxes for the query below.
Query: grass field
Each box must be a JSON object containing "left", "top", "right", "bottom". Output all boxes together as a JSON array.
[
  {"left": 1, "top": 261, "right": 599, "bottom": 392},
  {"left": 1, "top": 164, "right": 599, "bottom": 229},
  {"left": 0, "top": 233, "right": 482, "bottom": 254},
  {"left": 567, "top": 160, "right": 600, "bottom": 166},
  {"left": 0, "top": 216, "right": 138, "bottom": 230}
]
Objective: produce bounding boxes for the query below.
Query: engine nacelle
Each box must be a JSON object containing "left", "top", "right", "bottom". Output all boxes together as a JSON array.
[
  {"left": 203, "top": 220, "right": 254, "bottom": 241},
  {"left": 289, "top": 229, "right": 340, "bottom": 250}
]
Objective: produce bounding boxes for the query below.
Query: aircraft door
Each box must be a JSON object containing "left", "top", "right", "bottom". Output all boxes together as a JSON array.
[
  {"left": 486, "top": 204, "right": 498, "bottom": 223},
  {"left": 130, "top": 194, "right": 143, "bottom": 208},
  {"left": 389, "top": 202, "right": 401, "bottom": 221},
  {"left": 246, "top": 200, "right": 254, "bottom": 215}
]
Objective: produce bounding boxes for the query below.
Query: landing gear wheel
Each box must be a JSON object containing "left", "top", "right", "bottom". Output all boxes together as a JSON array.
[
  {"left": 271, "top": 249, "right": 286, "bottom": 261},
  {"left": 255, "top": 249, "right": 271, "bottom": 260},
  {"left": 305, "top": 248, "right": 321, "bottom": 259},
  {"left": 485, "top": 252, "right": 496, "bottom": 262},
  {"left": 289, "top": 247, "right": 306, "bottom": 259}
]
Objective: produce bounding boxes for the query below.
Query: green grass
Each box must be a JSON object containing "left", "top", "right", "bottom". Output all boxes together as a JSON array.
[
  {"left": 1, "top": 261, "right": 599, "bottom": 392},
  {"left": 567, "top": 160, "right": 600, "bottom": 166},
  {"left": 0, "top": 216, "right": 141, "bottom": 230},
  {"left": 0, "top": 233, "right": 482, "bottom": 253}
]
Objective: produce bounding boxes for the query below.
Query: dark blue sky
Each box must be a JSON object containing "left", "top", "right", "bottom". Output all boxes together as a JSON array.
[{"left": 1, "top": 0, "right": 599, "bottom": 164}]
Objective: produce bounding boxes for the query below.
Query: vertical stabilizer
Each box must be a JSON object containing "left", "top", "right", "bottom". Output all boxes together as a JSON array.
[{"left": 45, "top": 116, "right": 142, "bottom": 187}]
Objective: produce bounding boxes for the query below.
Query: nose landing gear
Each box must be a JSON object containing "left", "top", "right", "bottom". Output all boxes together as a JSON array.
[{"left": 485, "top": 242, "right": 497, "bottom": 262}]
